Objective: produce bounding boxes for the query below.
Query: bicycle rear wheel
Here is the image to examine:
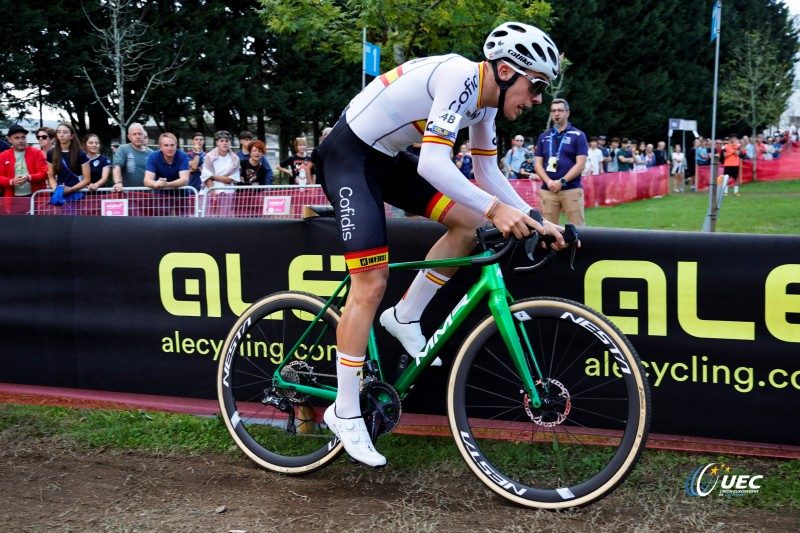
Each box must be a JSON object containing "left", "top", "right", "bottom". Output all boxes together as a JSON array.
[
  {"left": 447, "top": 297, "right": 651, "bottom": 509},
  {"left": 217, "top": 291, "right": 343, "bottom": 474}
]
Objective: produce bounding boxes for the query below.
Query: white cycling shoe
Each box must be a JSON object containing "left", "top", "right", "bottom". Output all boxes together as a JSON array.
[
  {"left": 324, "top": 404, "right": 386, "bottom": 467},
  {"left": 379, "top": 307, "right": 442, "bottom": 366}
]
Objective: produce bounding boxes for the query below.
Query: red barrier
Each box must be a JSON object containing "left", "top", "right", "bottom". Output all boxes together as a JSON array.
[
  {"left": 695, "top": 149, "right": 800, "bottom": 190},
  {"left": 504, "top": 166, "right": 669, "bottom": 209}
]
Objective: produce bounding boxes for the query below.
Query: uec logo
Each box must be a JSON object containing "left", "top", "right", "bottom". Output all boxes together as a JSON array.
[{"left": 685, "top": 463, "right": 763, "bottom": 497}]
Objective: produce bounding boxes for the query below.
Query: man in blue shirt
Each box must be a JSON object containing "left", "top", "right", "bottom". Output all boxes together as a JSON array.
[
  {"left": 144, "top": 133, "right": 190, "bottom": 189},
  {"left": 533, "top": 98, "right": 588, "bottom": 225},
  {"left": 503, "top": 134, "right": 528, "bottom": 178}
]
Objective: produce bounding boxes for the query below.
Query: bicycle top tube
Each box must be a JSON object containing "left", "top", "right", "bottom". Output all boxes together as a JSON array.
[{"left": 388, "top": 227, "right": 515, "bottom": 272}]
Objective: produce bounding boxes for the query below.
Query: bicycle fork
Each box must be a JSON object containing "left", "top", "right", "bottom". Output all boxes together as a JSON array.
[{"left": 487, "top": 289, "right": 544, "bottom": 409}]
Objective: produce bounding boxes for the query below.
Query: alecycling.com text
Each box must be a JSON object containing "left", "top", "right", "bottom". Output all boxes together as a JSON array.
[{"left": 585, "top": 352, "right": 799, "bottom": 393}]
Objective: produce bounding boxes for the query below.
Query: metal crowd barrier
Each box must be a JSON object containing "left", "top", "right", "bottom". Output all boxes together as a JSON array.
[
  {"left": 199, "top": 185, "right": 330, "bottom": 218},
  {"left": 30, "top": 187, "right": 200, "bottom": 217}
]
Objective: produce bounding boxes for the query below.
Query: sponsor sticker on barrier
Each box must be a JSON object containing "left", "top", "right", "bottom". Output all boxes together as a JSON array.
[
  {"left": 101, "top": 199, "right": 128, "bottom": 216},
  {"left": 263, "top": 196, "right": 291, "bottom": 216}
]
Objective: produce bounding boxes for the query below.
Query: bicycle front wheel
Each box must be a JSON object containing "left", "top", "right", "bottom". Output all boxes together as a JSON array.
[
  {"left": 217, "top": 291, "right": 343, "bottom": 474},
  {"left": 447, "top": 297, "right": 651, "bottom": 509}
]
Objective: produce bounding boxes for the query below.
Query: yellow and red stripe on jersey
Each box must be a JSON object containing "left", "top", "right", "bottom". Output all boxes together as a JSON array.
[
  {"left": 345, "top": 246, "right": 389, "bottom": 274},
  {"left": 425, "top": 192, "right": 455, "bottom": 223},
  {"left": 470, "top": 147, "right": 497, "bottom": 157},
  {"left": 422, "top": 134, "right": 454, "bottom": 148},
  {"left": 338, "top": 354, "right": 365, "bottom": 368},
  {"left": 379, "top": 65, "right": 404, "bottom": 87},
  {"left": 412, "top": 119, "right": 426, "bottom": 135}
]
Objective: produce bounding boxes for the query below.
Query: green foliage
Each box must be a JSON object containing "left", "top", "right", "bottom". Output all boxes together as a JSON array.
[
  {"left": 258, "top": 0, "right": 552, "bottom": 67},
  {"left": 719, "top": 30, "right": 795, "bottom": 137}
]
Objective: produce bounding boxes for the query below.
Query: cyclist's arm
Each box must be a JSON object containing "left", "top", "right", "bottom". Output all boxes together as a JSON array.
[{"left": 470, "top": 116, "right": 531, "bottom": 212}]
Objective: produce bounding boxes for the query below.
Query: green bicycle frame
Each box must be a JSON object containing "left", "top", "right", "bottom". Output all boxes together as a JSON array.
[{"left": 272, "top": 249, "right": 544, "bottom": 408}]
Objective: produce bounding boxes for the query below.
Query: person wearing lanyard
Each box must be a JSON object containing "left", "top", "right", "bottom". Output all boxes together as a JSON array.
[{"left": 533, "top": 98, "right": 588, "bottom": 225}]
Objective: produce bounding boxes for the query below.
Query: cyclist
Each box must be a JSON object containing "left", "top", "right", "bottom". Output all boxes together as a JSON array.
[{"left": 313, "top": 22, "right": 568, "bottom": 467}]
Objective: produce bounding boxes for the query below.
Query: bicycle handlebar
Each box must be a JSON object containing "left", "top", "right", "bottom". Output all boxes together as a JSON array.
[{"left": 472, "top": 219, "right": 579, "bottom": 273}]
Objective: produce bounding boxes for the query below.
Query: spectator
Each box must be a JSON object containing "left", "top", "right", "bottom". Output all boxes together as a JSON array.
[
  {"left": 201, "top": 130, "right": 241, "bottom": 216},
  {"left": 454, "top": 143, "right": 473, "bottom": 178},
  {"left": 617, "top": 139, "right": 634, "bottom": 171},
  {"left": 503, "top": 134, "right": 527, "bottom": 178},
  {"left": 533, "top": 98, "right": 588, "bottom": 225},
  {"left": 143, "top": 133, "right": 190, "bottom": 191},
  {"left": 278, "top": 137, "right": 315, "bottom": 186},
  {"left": 670, "top": 144, "right": 686, "bottom": 193},
  {"left": 754, "top": 134, "right": 768, "bottom": 160},
  {"left": 236, "top": 130, "right": 274, "bottom": 184},
  {"left": 47, "top": 123, "right": 91, "bottom": 209},
  {"left": 187, "top": 132, "right": 205, "bottom": 191},
  {"left": 654, "top": 141, "right": 668, "bottom": 166},
  {"left": 518, "top": 151, "right": 537, "bottom": 179},
  {"left": 240, "top": 140, "right": 270, "bottom": 185},
  {"left": 36, "top": 127, "right": 56, "bottom": 154},
  {"left": 741, "top": 135, "right": 753, "bottom": 160},
  {"left": 112, "top": 122, "right": 153, "bottom": 191},
  {"left": 770, "top": 134, "right": 783, "bottom": 159},
  {"left": 0, "top": 135, "right": 9, "bottom": 152},
  {"left": 0, "top": 124, "right": 48, "bottom": 214},
  {"left": 83, "top": 133, "right": 112, "bottom": 191},
  {"left": 633, "top": 141, "right": 648, "bottom": 171},
  {"left": 685, "top": 139, "right": 697, "bottom": 189},
  {"left": 644, "top": 143, "right": 656, "bottom": 168},
  {"left": 597, "top": 135, "right": 611, "bottom": 172},
  {"left": 606, "top": 137, "right": 621, "bottom": 173},
  {"left": 585, "top": 137, "right": 603, "bottom": 175},
  {"left": 720, "top": 134, "right": 743, "bottom": 196},
  {"left": 320, "top": 127, "right": 333, "bottom": 143}
]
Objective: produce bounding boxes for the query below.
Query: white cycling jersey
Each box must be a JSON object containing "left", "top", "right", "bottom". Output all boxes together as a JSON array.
[{"left": 344, "top": 54, "right": 531, "bottom": 216}]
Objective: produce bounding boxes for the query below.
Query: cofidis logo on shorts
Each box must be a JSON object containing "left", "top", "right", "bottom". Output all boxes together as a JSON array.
[{"left": 685, "top": 462, "right": 764, "bottom": 497}]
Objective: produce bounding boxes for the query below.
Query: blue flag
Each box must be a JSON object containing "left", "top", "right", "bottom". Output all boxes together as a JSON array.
[{"left": 710, "top": 1, "right": 721, "bottom": 42}]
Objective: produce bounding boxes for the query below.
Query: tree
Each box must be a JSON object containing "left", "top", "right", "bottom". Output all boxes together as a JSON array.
[
  {"left": 82, "top": 0, "right": 184, "bottom": 142},
  {"left": 719, "top": 30, "right": 793, "bottom": 178}
]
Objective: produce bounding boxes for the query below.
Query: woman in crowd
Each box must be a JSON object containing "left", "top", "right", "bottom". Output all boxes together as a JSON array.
[
  {"left": 670, "top": 144, "right": 686, "bottom": 193},
  {"left": 239, "top": 140, "right": 269, "bottom": 185},
  {"left": 84, "top": 133, "right": 112, "bottom": 191},
  {"left": 201, "top": 130, "right": 240, "bottom": 216},
  {"left": 36, "top": 127, "right": 56, "bottom": 154},
  {"left": 633, "top": 141, "right": 648, "bottom": 171},
  {"left": 47, "top": 123, "right": 91, "bottom": 211}
]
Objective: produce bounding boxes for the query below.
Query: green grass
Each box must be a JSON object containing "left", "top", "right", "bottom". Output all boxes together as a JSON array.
[
  {"left": 583, "top": 179, "right": 800, "bottom": 234},
  {"left": 1, "top": 403, "right": 797, "bottom": 512}
]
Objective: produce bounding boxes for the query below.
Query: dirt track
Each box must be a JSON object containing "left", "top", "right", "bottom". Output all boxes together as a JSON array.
[{"left": 1, "top": 432, "right": 798, "bottom": 533}]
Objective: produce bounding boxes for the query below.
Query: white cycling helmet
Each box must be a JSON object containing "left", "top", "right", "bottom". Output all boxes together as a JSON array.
[{"left": 483, "top": 22, "right": 560, "bottom": 80}]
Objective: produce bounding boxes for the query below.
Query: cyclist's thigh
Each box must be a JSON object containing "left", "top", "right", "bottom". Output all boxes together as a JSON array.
[
  {"left": 380, "top": 150, "right": 456, "bottom": 224},
  {"left": 314, "top": 122, "right": 390, "bottom": 271}
]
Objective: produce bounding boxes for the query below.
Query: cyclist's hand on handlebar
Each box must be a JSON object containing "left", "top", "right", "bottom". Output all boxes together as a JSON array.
[
  {"left": 539, "top": 219, "right": 570, "bottom": 251},
  {"left": 491, "top": 202, "right": 534, "bottom": 240}
]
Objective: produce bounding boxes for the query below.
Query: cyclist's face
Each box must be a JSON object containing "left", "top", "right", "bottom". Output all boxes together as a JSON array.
[{"left": 502, "top": 66, "right": 548, "bottom": 121}]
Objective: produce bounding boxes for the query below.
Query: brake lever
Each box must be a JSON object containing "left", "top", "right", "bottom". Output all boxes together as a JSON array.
[{"left": 562, "top": 224, "right": 579, "bottom": 271}]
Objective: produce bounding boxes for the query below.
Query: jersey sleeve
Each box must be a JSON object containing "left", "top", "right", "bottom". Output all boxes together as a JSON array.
[
  {"left": 414, "top": 62, "right": 497, "bottom": 215},
  {"left": 470, "top": 114, "right": 531, "bottom": 212}
]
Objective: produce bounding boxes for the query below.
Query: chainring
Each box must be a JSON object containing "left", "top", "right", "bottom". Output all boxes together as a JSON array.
[{"left": 360, "top": 379, "right": 402, "bottom": 440}]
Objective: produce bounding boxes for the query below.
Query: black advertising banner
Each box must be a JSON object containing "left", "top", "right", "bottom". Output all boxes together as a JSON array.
[{"left": 0, "top": 216, "right": 797, "bottom": 445}]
